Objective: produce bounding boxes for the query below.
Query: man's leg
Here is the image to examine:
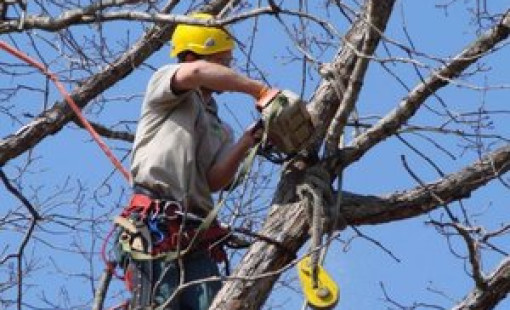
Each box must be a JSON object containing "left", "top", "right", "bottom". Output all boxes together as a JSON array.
[
  {"left": 180, "top": 251, "right": 222, "bottom": 310},
  {"left": 128, "top": 258, "right": 181, "bottom": 309},
  {"left": 152, "top": 258, "right": 182, "bottom": 309}
]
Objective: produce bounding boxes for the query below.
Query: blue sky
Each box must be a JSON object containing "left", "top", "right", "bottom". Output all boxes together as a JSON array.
[{"left": 1, "top": 1, "right": 509, "bottom": 309}]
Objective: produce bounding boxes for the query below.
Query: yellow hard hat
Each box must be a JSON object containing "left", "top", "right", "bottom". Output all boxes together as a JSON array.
[{"left": 170, "top": 13, "right": 235, "bottom": 58}]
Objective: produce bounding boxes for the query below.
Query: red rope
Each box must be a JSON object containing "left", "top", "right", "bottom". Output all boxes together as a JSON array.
[{"left": 0, "top": 40, "right": 131, "bottom": 182}]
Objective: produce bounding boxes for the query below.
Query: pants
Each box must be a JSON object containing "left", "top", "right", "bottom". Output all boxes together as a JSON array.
[{"left": 128, "top": 251, "right": 222, "bottom": 310}]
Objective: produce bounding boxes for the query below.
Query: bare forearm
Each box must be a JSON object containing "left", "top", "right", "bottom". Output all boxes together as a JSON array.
[
  {"left": 207, "top": 135, "right": 254, "bottom": 192},
  {"left": 173, "top": 60, "right": 265, "bottom": 97}
]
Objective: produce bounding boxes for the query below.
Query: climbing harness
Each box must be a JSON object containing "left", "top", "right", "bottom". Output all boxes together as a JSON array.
[
  {"left": 113, "top": 191, "right": 292, "bottom": 262},
  {"left": 109, "top": 192, "right": 235, "bottom": 309},
  {"left": 114, "top": 193, "right": 231, "bottom": 261}
]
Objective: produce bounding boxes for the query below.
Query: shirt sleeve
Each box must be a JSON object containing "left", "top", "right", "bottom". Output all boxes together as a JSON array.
[{"left": 145, "top": 64, "right": 188, "bottom": 110}]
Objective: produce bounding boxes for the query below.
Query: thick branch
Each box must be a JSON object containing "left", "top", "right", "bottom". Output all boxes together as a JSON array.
[
  {"left": 328, "top": 10, "right": 510, "bottom": 172},
  {"left": 307, "top": 1, "right": 395, "bottom": 152},
  {"left": 452, "top": 257, "right": 510, "bottom": 310},
  {"left": 0, "top": 0, "right": 234, "bottom": 167},
  {"left": 323, "top": 3, "right": 377, "bottom": 155},
  {"left": 0, "top": 6, "right": 325, "bottom": 34},
  {"left": 0, "top": 0, "right": 159, "bottom": 33},
  {"left": 73, "top": 119, "right": 134, "bottom": 142},
  {"left": 340, "top": 144, "right": 510, "bottom": 225}
]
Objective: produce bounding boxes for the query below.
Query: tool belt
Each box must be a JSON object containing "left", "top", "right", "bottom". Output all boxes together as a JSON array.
[
  {"left": 115, "top": 193, "right": 229, "bottom": 262},
  {"left": 257, "top": 89, "right": 316, "bottom": 154}
]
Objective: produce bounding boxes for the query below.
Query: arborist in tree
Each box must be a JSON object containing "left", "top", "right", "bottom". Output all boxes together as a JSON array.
[
  {"left": 116, "top": 12, "right": 278, "bottom": 310},
  {"left": 113, "top": 11, "right": 317, "bottom": 310}
]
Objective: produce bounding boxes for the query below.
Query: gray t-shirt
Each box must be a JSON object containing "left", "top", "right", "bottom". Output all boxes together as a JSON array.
[{"left": 131, "top": 64, "right": 233, "bottom": 214}]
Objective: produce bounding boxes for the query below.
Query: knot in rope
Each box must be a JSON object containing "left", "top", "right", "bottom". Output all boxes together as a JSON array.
[
  {"left": 296, "top": 165, "right": 336, "bottom": 288},
  {"left": 297, "top": 166, "right": 335, "bottom": 233}
]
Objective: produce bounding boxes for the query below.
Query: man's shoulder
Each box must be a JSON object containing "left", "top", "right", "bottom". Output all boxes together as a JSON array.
[{"left": 153, "top": 63, "right": 180, "bottom": 77}]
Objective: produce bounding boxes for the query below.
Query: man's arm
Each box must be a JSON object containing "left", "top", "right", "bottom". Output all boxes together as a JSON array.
[
  {"left": 206, "top": 124, "right": 261, "bottom": 192},
  {"left": 172, "top": 60, "right": 266, "bottom": 98}
]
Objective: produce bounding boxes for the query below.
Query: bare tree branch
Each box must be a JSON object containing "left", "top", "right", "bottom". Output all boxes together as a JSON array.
[
  {"left": 328, "top": 10, "right": 510, "bottom": 172},
  {"left": 0, "top": 0, "right": 235, "bottom": 167},
  {"left": 0, "top": 168, "right": 40, "bottom": 310},
  {"left": 452, "top": 256, "right": 510, "bottom": 310},
  {"left": 340, "top": 143, "right": 510, "bottom": 225}
]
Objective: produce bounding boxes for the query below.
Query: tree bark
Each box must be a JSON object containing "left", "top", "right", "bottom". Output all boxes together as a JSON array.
[
  {"left": 211, "top": 3, "right": 510, "bottom": 310},
  {"left": 452, "top": 257, "right": 510, "bottom": 310},
  {"left": 210, "top": 1, "right": 397, "bottom": 309}
]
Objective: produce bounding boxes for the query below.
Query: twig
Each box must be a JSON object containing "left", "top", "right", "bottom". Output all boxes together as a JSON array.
[{"left": 0, "top": 168, "right": 41, "bottom": 310}]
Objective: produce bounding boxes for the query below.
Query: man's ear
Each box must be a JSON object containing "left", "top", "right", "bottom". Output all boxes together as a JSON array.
[{"left": 184, "top": 52, "right": 200, "bottom": 62}]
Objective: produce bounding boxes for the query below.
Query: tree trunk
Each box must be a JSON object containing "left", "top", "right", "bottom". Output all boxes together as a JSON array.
[{"left": 210, "top": 1, "right": 396, "bottom": 309}]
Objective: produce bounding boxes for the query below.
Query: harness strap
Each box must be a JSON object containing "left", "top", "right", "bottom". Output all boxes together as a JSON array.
[
  {"left": 119, "top": 224, "right": 229, "bottom": 262},
  {"left": 121, "top": 194, "right": 154, "bottom": 218}
]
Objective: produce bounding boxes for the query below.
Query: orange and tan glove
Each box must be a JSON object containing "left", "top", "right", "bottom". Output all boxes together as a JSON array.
[{"left": 255, "top": 87, "right": 280, "bottom": 112}]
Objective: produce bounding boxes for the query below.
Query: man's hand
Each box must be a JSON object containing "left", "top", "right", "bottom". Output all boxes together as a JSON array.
[
  {"left": 241, "top": 120, "right": 264, "bottom": 147},
  {"left": 255, "top": 88, "right": 280, "bottom": 111}
]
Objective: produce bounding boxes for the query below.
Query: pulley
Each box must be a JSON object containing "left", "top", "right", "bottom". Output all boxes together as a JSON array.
[{"left": 297, "top": 255, "right": 339, "bottom": 310}]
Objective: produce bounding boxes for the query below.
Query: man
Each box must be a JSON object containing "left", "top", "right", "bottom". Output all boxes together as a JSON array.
[{"left": 124, "top": 13, "right": 273, "bottom": 310}]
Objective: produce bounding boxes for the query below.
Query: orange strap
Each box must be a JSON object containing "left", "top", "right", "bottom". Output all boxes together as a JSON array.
[{"left": 0, "top": 40, "right": 131, "bottom": 182}]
